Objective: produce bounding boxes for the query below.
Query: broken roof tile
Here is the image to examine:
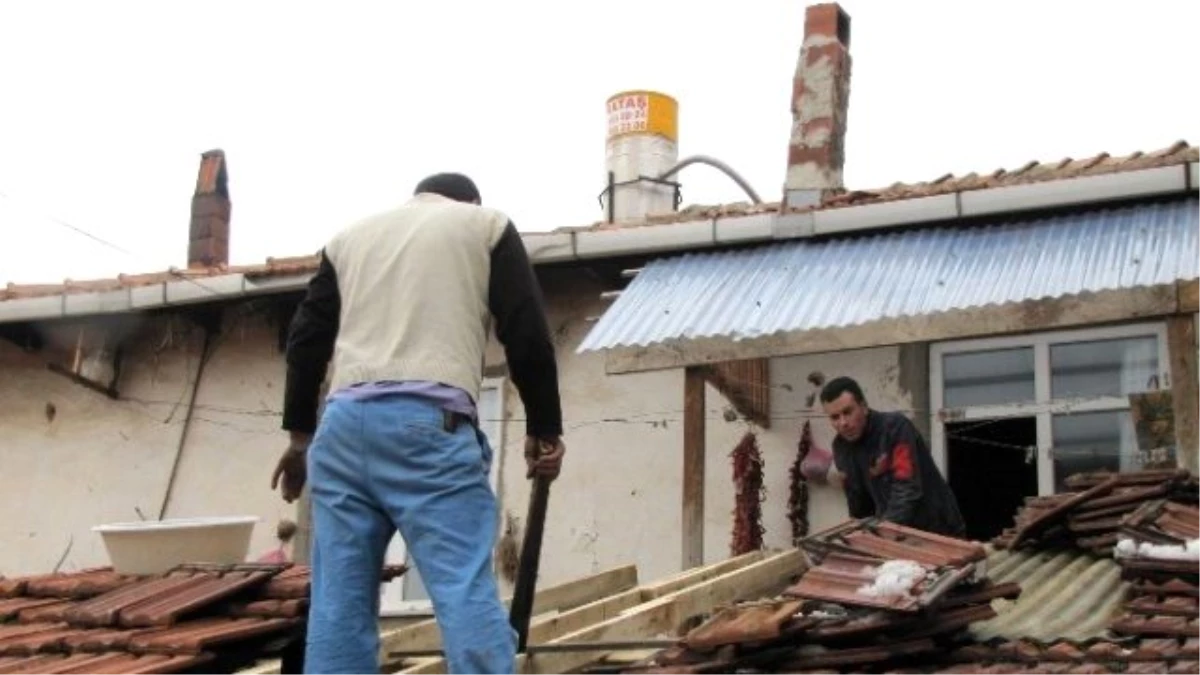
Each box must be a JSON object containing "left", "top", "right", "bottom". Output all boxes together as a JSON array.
[
  {"left": 1005, "top": 478, "right": 1120, "bottom": 549},
  {"left": 684, "top": 599, "right": 804, "bottom": 651}
]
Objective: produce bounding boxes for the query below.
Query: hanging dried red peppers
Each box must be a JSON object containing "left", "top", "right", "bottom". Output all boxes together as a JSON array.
[
  {"left": 730, "top": 431, "right": 765, "bottom": 556},
  {"left": 788, "top": 421, "right": 813, "bottom": 546}
]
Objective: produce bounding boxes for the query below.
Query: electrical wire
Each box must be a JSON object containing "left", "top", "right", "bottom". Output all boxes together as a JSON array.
[{"left": 0, "top": 188, "right": 227, "bottom": 299}]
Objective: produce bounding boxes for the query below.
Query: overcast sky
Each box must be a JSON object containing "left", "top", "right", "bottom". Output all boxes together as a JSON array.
[{"left": 1, "top": 0, "right": 1196, "bottom": 285}]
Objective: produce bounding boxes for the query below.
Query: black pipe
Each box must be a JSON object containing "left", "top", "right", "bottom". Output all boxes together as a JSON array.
[{"left": 157, "top": 327, "right": 215, "bottom": 519}]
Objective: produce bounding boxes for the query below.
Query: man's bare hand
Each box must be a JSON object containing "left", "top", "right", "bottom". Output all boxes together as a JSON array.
[
  {"left": 272, "top": 432, "right": 312, "bottom": 503},
  {"left": 524, "top": 436, "right": 565, "bottom": 481}
]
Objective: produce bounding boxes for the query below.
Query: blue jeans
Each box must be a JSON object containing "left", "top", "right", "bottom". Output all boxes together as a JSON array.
[{"left": 304, "top": 396, "right": 516, "bottom": 674}]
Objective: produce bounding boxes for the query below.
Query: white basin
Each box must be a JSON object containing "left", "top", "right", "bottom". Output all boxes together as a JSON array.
[{"left": 92, "top": 516, "right": 259, "bottom": 575}]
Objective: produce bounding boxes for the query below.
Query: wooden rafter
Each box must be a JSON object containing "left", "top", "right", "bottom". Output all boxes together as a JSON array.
[
  {"left": 702, "top": 358, "right": 771, "bottom": 429},
  {"left": 393, "top": 550, "right": 799, "bottom": 675},
  {"left": 240, "top": 566, "right": 640, "bottom": 675}
]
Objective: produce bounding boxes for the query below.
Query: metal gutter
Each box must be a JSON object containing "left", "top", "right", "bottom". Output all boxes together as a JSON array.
[{"left": 3, "top": 163, "right": 1197, "bottom": 325}]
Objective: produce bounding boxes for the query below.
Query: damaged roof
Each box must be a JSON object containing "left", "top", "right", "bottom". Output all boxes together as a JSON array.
[
  {"left": 0, "top": 562, "right": 406, "bottom": 675},
  {"left": 2, "top": 141, "right": 1196, "bottom": 304},
  {"left": 599, "top": 469, "right": 1199, "bottom": 675}
]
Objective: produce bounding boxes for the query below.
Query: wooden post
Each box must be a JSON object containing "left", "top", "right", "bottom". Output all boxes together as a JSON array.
[
  {"left": 1167, "top": 315, "right": 1199, "bottom": 473},
  {"left": 682, "top": 367, "right": 706, "bottom": 570}
]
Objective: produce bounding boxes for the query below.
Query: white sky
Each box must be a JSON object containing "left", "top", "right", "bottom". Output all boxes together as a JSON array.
[{"left": 1, "top": 0, "right": 1196, "bottom": 285}]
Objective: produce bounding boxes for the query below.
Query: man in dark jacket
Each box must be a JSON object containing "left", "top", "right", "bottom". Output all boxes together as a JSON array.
[{"left": 820, "top": 377, "right": 966, "bottom": 538}]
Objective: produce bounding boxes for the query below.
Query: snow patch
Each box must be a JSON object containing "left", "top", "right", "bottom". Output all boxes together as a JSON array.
[
  {"left": 856, "top": 559, "right": 929, "bottom": 599},
  {"left": 1115, "top": 537, "right": 1199, "bottom": 562}
]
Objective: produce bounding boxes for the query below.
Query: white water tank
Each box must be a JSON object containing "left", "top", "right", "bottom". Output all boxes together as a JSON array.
[{"left": 602, "top": 91, "right": 679, "bottom": 224}]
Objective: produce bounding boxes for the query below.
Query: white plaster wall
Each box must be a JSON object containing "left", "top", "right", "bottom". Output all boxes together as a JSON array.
[
  {"left": 0, "top": 277, "right": 917, "bottom": 591},
  {"left": 701, "top": 348, "right": 915, "bottom": 562},
  {"left": 0, "top": 313, "right": 294, "bottom": 577}
]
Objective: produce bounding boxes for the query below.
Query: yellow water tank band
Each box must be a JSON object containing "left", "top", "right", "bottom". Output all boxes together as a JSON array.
[{"left": 606, "top": 90, "right": 678, "bottom": 143}]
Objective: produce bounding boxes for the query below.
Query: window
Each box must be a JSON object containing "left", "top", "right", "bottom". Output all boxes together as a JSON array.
[
  {"left": 931, "top": 323, "right": 1169, "bottom": 497},
  {"left": 379, "top": 379, "right": 506, "bottom": 616}
]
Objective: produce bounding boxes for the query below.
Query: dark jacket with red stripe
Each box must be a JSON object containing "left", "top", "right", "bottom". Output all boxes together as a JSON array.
[{"left": 832, "top": 410, "right": 966, "bottom": 538}]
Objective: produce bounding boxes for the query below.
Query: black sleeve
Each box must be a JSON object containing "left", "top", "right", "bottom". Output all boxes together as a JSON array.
[
  {"left": 881, "top": 418, "right": 925, "bottom": 526},
  {"left": 488, "top": 221, "right": 563, "bottom": 438},
  {"left": 282, "top": 251, "right": 341, "bottom": 433},
  {"left": 834, "top": 445, "right": 875, "bottom": 519}
]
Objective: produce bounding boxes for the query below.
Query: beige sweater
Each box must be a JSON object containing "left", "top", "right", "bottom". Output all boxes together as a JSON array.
[{"left": 322, "top": 193, "right": 509, "bottom": 401}]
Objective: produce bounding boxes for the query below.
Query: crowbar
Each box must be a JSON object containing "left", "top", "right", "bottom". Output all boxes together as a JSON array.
[{"left": 508, "top": 466, "right": 552, "bottom": 652}]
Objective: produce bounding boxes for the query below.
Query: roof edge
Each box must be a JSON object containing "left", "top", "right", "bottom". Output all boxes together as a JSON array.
[{"left": 1, "top": 161, "right": 1196, "bottom": 325}]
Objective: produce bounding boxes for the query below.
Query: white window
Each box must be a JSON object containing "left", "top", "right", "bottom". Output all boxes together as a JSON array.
[
  {"left": 930, "top": 323, "right": 1170, "bottom": 497},
  {"left": 379, "top": 378, "right": 506, "bottom": 616}
]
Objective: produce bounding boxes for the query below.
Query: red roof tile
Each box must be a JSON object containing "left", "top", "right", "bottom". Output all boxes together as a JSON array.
[
  {"left": 2, "top": 142, "right": 1195, "bottom": 301},
  {"left": 23, "top": 569, "right": 133, "bottom": 600},
  {"left": 64, "top": 575, "right": 213, "bottom": 628},
  {"left": 0, "top": 564, "right": 317, "bottom": 673},
  {"left": 786, "top": 520, "right": 986, "bottom": 612},
  {"left": 0, "top": 598, "right": 62, "bottom": 622},
  {"left": 128, "top": 616, "right": 297, "bottom": 654},
  {"left": 683, "top": 599, "right": 805, "bottom": 650},
  {"left": 118, "top": 570, "right": 276, "bottom": 628},
  {"left": 0, "top": 651, "right": 211, "bottom": 675}
]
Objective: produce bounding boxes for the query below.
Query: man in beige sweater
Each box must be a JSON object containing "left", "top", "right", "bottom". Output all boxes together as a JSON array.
[{"left": 272, "top": 173, "right": 564, "bottom": 674}]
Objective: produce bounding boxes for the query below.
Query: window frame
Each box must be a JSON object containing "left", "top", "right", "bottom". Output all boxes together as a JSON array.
[
  {"left": 930, "top": 322, "right": 1169, "bottom": 496},
  {"left": 379, "top": 377, "right": 507, "bottom": 616}
]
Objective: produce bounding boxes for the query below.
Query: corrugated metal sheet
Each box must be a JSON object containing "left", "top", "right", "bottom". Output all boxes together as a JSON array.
[
  {"left": 578, "top": 198, "right": 1200, "bottom": 352},
  {"left": 973, "top": 547, "right": 1128, "bottom": 642}
]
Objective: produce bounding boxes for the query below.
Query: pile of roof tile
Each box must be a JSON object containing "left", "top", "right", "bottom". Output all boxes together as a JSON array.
[
  {"left": 609, "top": 521, "right": 1014, "bottom": 674},
  {"left": 932, "top": 635, "right": 1199, "bottom": 674},
  {"left": 992, "top": 469, "right": 1198, "bottom": 556},
  {"left": 0, "top": 562, "right": 404, "bottom": 674},
  {"left": 1109, "top": 488, "right": 1199, "bottom": 658},
  {"left": 939, "top": 468, "right": 1199, "bottom": 675}
]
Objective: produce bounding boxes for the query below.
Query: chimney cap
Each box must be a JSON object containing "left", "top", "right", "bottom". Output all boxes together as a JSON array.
[
  {"left": 195, "top": 149, "right": 228, "bottom": 198},
  {"left": 805, "top": 3, "right": 851, "bottom": 48}
]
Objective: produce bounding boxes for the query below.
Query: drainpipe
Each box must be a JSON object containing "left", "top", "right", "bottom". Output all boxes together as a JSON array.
[{"left": 156, "top": 327, "right": 216, "bottom": 520}]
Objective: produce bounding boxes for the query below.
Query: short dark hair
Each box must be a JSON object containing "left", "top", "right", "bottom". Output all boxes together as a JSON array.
[
  {"left": 820, "top": 376, "right": 866, "bottom": 405},
  {"left": 414, "top": 172, "right": 481, "bottom": 204}
]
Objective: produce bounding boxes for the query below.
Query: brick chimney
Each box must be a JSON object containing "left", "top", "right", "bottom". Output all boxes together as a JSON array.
[
  {"left": 188, "top": 149, "right": 231, "bottom": 269},
  {"left": 784, "top": 3, "right": 852, "bottom": 209}
]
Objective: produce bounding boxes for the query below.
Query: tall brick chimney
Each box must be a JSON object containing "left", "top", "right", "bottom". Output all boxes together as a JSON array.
[
  {"left": 784, "top": 3, "right": 851, "bottom": 209},
  {"left": 188, "top": 149, "right": 231, "bottom": 269}
]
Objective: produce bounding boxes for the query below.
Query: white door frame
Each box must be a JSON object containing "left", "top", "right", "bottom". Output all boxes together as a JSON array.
[
  {"left": 929, "top": 322, "right": 1169, "bottom": 496},
  {"left": 380, "top": 378, "right": 507, "bottom": 616}
]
